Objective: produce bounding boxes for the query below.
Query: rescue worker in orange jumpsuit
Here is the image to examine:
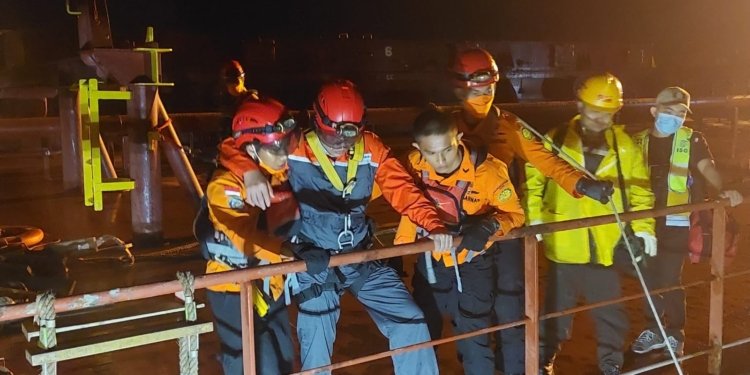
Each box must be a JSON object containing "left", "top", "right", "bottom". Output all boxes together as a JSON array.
[
  {"left": 194, "top": 97, "right": 299, "bottom": 375},
  {"left": 218, "top": 60, "right": 259, "bottom": 139},
  {"left": 394, "top": 106, "right": 526, "bottom": 375},
  {"left": 450, "top": 48, "right": 616, "bottom": 374},
  {"left": 219, "top": 80, "right": 452, "bottom": 374}
]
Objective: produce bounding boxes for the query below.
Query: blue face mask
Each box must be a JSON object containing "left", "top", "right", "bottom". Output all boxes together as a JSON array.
[{"left": 654, "top": 113, "right": 684, "bottom": 135}]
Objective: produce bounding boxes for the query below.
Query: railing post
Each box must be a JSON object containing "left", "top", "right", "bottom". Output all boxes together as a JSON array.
[
  {"left": 240, "top": 282, "right": 257, "bottom": 375},
  {"left": 708, "top": 205, "right": 726, "bottom": 374},
  {"left": 524, "top": 235, "right": 540, "bottom": 375}
]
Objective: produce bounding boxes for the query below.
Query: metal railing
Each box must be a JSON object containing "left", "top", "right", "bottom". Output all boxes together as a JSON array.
[{"left": 0, "top": 198, "right": 744, "bottom": 374}]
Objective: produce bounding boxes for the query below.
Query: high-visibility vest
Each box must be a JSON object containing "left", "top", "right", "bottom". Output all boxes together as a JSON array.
[{"left": 633, "top": 126, "right": 693, "bottom": 226}]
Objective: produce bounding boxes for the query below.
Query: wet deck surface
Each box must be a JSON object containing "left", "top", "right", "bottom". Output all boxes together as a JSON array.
[{"left": 0, "top": 121, "right": 749, "bottom": 374}]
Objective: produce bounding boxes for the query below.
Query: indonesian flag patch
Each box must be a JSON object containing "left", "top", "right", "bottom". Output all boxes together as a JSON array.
[{"left": 223, "top": 187, "right": 245, "bottom": 209}]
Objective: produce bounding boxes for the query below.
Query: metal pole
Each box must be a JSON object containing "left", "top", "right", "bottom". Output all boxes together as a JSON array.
[
  {"left": 59, "top": 89, "right": 82, "bottom": 190},
  {"left": 240, "top": 282, "right": 257, "bottom": 375},
  {"left": 524, "top": 236, "right": 539, "bottom": 375},
  {"left": 708, "top": 205, "right": 726, "bottom": 374},
  {"left": 153, "top": 92, "right": 204, "bottom": 209},
  {"left": 99, "top": 134, "right": 117, "bottom": 179},
  {"left": 731, "top": 106, "right": 739, "bottom": 159},
  {"left": 127, "top": 84, "right": 163, "bottom": 248}
]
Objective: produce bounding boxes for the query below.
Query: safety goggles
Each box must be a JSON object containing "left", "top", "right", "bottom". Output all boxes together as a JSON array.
[
  {"left": 257, "top": 127, "right": 300, "bottom": 156},
  {"left": 453, "top": 69, "right": 500, "bottom": 87},
  {"left": 234, "top": 114, "right": 300, "bottom": 155},
  {"left": 313, "top": 100, "right": 365, "bottom": 139}
]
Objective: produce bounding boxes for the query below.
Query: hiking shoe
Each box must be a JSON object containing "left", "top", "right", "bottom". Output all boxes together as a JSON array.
[
  {"left": 665, "top": 336, "right": 685, "bottom": 356},
  {"left": 601, "top": 363, "right": 621, "bottom": 375},
  {"left": 632, "top": 329, "right": 666, "bottom": 353}
]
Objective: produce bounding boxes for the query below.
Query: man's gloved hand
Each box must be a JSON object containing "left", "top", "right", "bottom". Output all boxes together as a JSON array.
[
  {"left": 458, "top": 217, "right": 500, "bottom": 252},
  {"left": 576, "top": 177, "right": 615, "bottom": 204},
  {"left": 243, "top": 169, "right": 274, "bottom": 210},
  {"left": 634, "top": 232, "right": 658, "bottom": 257},
  {"left": 292, "top": 244, "right": 330, "bottom": 275},
  {"left": 719, "top": 190, "right": 744, "bottom": 207}
]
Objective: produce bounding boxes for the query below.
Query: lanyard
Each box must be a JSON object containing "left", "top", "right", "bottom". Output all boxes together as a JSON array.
[{"left": 305, "top": 131, "right": 364, "bottom": 198}]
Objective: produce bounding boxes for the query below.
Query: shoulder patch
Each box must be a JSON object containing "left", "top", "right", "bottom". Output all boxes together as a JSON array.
[
  {"left": 497, "top": 187, "right": 513, "bottom": 202},
  {"left": 224, "top": 187, "right": 245, "bottom": 209}
]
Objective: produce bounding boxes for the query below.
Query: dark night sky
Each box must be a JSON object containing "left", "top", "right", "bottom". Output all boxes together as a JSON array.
[{"left": 3, "top": 0, "right": 749, "bottom": 54}]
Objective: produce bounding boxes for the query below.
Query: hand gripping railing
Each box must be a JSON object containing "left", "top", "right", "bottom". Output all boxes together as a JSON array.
[{"left": 0, "top": 198, "right": 743, "bottom": 374}]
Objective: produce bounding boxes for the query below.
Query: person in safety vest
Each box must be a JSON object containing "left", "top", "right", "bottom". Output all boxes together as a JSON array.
[
  {"left": 629, "top": 87, "right": 743, "bottom": 357},
  {"left": 219, "top": 80, "right": 451, "bottom": 374},
  {"left": 194, "top": 97, "right": 299, "bottom": 375},
  {"left": 394, "top": 106, "right": 525, "bottom": 375},
  {"left": 451, "top": 47, "right": 615, "bottom": 374},
  {"left": 524, "top": 73, "right": 656, "bottom": 375},
  {"left": 218, "top": 60, "right": 260, "bottom": 138}
]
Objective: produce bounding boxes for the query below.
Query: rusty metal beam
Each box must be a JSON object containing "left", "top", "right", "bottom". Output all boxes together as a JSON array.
[{"left": 240, "top": 282, "right": 256, "bottom": 375}]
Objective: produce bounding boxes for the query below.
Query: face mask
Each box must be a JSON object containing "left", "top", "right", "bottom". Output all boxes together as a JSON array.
[
  {"left": 463, "top": 94, "right": 493, "bottom": 118},
  {"left": 654, "top": 113, "right": 684, "bottom": 135}
]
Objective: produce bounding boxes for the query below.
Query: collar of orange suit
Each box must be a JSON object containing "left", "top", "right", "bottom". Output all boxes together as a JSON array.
[{"left": 413, "top": 141, "right": 476, "bottom": 187}]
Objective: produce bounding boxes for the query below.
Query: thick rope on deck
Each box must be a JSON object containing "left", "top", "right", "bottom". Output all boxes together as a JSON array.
[
  {"left": 177, "top": 271, "right": 197, "bottom": 322},
  {"left": 34, "top": 291, "right": 57, "bottom": 375}
]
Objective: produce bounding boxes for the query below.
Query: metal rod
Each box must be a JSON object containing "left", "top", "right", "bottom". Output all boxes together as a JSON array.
[
  {"left": 240, "top": 282, "right": 256, "bottom": 375},
  {"left": 524, "top": 236, "right": 539, "bottom": 375},
  {"left": 0, "top": 199, "right": 742, "bottom": 322},
  {"left": 99, "top": 134, "right": 117, "bottom": 179},
  {"left": 708, "top": 205, "right": 727, "bottom": 374}
]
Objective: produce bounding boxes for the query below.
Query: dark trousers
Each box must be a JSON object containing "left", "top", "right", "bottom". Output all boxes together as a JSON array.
[
  {"left": 206, "top": 290, "right": 294, "bottom": 375},
  {"left": 643, "top": 227, "right": 689, "bottom": 340},
  {"left": 492, "top": 239, "right": 526, "bottom": 374},
  {"left": 540, "top": 262, "right": 628, "bottom": 371},
  {"left": 412, "top": 250, "right": 495, "bottom": 375}
]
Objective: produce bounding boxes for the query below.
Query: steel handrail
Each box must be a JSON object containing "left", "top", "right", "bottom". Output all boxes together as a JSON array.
[{"left": 0, "top": 199, "right": 729, "bottom": 322}]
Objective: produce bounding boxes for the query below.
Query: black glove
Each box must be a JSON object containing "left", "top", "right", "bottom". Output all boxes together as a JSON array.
[
  {"left": 458, "top": 216, "right": 500, "bottom": 252},
  {"left": 292, "top": 244, "right": 330, "bottom": 275},
  {"left": 576, "top": 178, "right": 615, "bottom": 204}
]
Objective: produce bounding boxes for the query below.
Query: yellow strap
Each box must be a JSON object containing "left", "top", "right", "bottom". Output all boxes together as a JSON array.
[{"left": 305, "top": 131, "right": 364, "bottom": 192}]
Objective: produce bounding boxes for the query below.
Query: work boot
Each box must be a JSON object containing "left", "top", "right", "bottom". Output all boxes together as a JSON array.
[
  {"left": 665, "top": 336, "right": 684, "bottom": 357},
  {"left": 601, "top": 363, "right": 621, "bottom": 375},
  {"left": 631, "top": 329, "right": 666, "bottom": 354}
]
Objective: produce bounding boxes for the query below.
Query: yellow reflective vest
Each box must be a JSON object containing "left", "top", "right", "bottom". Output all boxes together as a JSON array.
[
  {"left": 523, "top": 118, "right": 655, "bottom": 266},
  {"left": 632, "top": 127, "right": 692, "bottom": 227}
]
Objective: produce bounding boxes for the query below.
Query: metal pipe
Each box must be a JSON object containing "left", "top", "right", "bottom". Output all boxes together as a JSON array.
[
  {"left": 240, "top": 282, "right": 256, "bottom": 375},
  {"left": 708, "top": 205, "right": 726, "bottom": 374},
  {"left": 99, "top": 135, "right": 117, "bottom": 179},
  {"left": 59, "top": 90, "right": 82, "bottom": 190},
  {"left": 524, "top": 236, "right": 539, "bottom": 375},
  {"left": 127, "top": 84, "right": 162, "bottom": 248},
  {"left": 153, "top": 92, "right": 204, "bottom": 209},
  {"left": 0, "top": 198, "right": 742, "bottom": 322}
]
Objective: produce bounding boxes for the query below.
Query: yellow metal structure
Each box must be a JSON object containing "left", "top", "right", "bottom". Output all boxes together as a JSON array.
[
  {"left": 79, "top": 79, "right": 134, "bottom": 211},
  {"left": 133, "top": 26, "right": 174, "bottom": 87}
]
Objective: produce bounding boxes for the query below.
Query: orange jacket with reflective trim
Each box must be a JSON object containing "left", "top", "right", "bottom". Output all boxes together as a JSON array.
[
  {"left": 205, "top": 166, "right": 288, "bottom": 298},
  {"left": 220, "top": 133, "right": 445, "bottom": 233},
  {"left": 394, "top": 142, "right": 525, "bottom": 267},
  {"left": 454, "top": 106, "right": 585, "bottom": 196}
]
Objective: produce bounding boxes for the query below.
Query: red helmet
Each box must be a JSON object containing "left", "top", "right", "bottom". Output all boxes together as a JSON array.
[
  {"left": 452, "top": 48, "right": 500, "bottom": 88},
  {"left": 312, "top": 80, "right": 366, "bottom": 150},
  {"left": 232, "top": 98, "right": 299, "bottom": 155}
]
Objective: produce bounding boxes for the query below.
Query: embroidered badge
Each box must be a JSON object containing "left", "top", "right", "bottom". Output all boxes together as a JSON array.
[
  {"left": 498, "top": 188, "right": 512, "bottom": 202},
  {"left": 224, "top": 187, "right": 245, "bottom": 209}
]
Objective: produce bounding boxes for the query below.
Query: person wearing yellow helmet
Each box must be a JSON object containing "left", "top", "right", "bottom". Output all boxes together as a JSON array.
[{"left": 525, "top": 73, "right": 656, "bottom": 375}]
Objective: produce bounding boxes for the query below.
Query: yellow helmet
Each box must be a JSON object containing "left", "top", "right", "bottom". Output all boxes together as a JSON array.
[{"left": 576, "top": 73, "right": 623, "bottom": 113}]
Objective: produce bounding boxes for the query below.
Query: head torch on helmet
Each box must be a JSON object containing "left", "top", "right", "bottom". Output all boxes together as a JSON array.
[{"left": 313, "top": 98, "right": 364, "bottom": 141}]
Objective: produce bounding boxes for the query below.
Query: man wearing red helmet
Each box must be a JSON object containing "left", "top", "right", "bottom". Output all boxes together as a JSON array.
[
  {"left": 196, "top": 97, "right": 299, "bottom": 375},
  {"left": 220, "top": 80, "right": 451, "bottom": 374},
  {"left": 451, "top": 48, "right": 615, "bottom": 375}
]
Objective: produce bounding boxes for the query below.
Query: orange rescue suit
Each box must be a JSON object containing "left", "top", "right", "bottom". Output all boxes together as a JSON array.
[{"left": 395, "top": 142, "right": 525, "bottom": 266}]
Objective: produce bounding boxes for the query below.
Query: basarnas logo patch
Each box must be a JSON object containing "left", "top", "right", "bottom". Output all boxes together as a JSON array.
[{"left": 497, "top": 188, "right": 512, "bottom": 202}]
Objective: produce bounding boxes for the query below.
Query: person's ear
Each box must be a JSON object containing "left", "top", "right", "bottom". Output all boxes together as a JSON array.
[
  {"left": 411, "top": 142, "right": 420, "bottom": 150},
  {"left": 650, "top": 106, "right": 658, "bottom": 118},
  {"left": 456, "top": 132, "right": 464, "bottom": 143},
  {"left": 576, "top": 101, "right": 585, "bottom": 113}
]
